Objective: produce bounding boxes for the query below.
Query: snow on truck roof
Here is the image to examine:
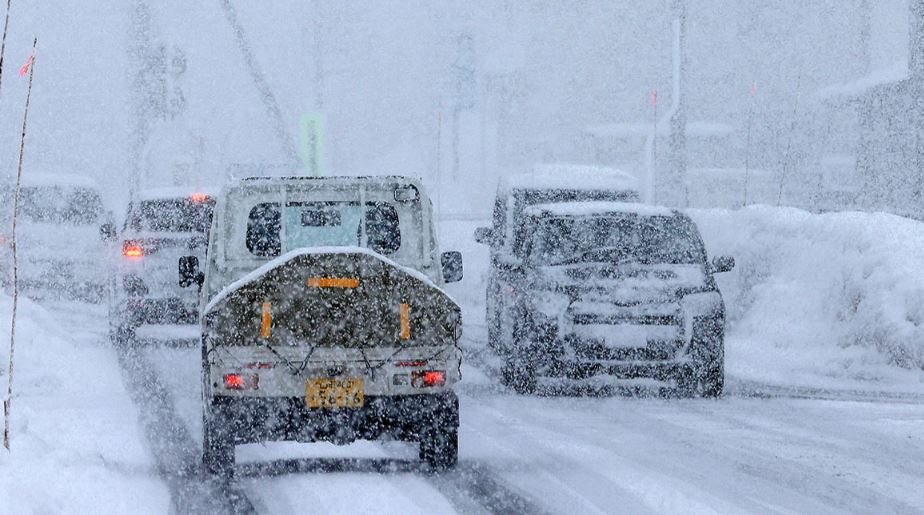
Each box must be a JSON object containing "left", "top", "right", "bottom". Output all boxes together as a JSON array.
[
  {"left": 524, "top": 201, "right": 678, "bottom": 218},
  {"left": 501, "top": 164, "right": 638, "bottom": 193},
  {"left": 221, "top": 175, "right": 427, "bottom": 199}
]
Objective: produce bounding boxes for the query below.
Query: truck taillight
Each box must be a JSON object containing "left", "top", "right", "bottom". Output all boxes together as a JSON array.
[
  {"left": 123, "top": 242, "right": 143, "bottom": 258},
  {"left": 412, "top": 370, "right": 446, "bottom": 388},
  {"left": 223, "top": 373, "right": 258, "bottom": 390},
  {"left": 224, "top": 374, "right": 246, "bottom": 390}
]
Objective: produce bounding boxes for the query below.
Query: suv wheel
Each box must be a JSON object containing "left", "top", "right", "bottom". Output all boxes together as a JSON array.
[
  {"left": 501, "top": 356, "right": 536, "bottom": 394},
  {"left": 699, "top": 360, "right": 724, "bottom": 398},
  {"left": 202, "top": 407, "right": 234, "bottom": 476}
]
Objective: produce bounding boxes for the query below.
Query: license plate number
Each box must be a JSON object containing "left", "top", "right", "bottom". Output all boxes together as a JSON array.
[{"left": 306, "top": 378, "right": 364, "bottom": 409}]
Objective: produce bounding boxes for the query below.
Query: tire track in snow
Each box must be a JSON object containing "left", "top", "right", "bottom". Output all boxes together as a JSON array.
[{"left": 114, "top": 336, "right": 257, "bottom": 514}]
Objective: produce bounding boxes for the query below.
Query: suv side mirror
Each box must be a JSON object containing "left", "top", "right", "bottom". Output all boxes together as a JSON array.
[
  {"left": 99, "top": 222, "right": 117, "bottom": 241},
  {"left": 709, "top": 255, "right": 735, "bottom": 274},
  {"left": 179, "top": 256, "right": 205, "bottom": 288},
  {"left": 441, "top": 251, "right": 463, "bottom": 283},
  {"left": 473, "top": 227, "right": 494, "bottom": 246}
]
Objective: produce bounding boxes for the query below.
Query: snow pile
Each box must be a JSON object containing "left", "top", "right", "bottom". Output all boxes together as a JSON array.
[
  {"left": 690, "top": 206, "right": 924, "bottom": 390},
  {"left": 0, "top": 296, "right": 168, "bottom": 514}
]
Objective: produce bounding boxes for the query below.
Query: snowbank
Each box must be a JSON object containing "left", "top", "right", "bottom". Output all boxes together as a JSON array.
[
  {"left": 0, "top": 296, "right": 169, "bottom": 514},
  {"left": 690, "top": 206, "right": 924, "bottom": 390}
]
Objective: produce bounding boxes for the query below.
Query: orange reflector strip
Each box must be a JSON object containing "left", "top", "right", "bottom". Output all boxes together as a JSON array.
[
  {"left": 261, "top": 301, "right": 272, "bottom": 338},
  {"left": 400, "top": 303, "right": 411, "bottom": 340},
  {"left": 307, "top": 277, "right": 360, "bottom": 289}
]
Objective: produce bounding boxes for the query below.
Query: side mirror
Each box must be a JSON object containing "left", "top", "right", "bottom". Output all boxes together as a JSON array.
[
  {"left": 473, "top": 227, "right": 494, "bottom": 245},
  {"left": 99, "top": 222, "right": 117, "bottom": 241},
  {"left": 441, "top": 251, "right": 463, "bottom": 283},
  {"left": 179, "top": 256, "right": 205, "bottom": 288},
  {"left": 709, "top": 255, "right": 735, "bottom": 274}
]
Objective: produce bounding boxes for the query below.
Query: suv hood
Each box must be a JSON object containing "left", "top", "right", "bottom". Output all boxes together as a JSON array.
[{"left": 535, "top": 262, "right": 710, "bottom": 303}]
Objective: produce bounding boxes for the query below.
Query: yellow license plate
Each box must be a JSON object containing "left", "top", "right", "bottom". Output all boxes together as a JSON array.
[{"left": 306, "top": 378, "right": 364, "bottom": 409}]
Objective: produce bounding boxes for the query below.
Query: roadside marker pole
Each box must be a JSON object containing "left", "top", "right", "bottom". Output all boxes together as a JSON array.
[
  {"left": 4, "top": 38, "right": 36, "bottom": 451},
  {"left": 650, "top": 90, "right": 658, "bottom": 204},
  {"left": 0, "top": 0, "right": 11, "bottom": 98},
  {"left": 744, "top": 81, "right": 757, "bottom": 206}
]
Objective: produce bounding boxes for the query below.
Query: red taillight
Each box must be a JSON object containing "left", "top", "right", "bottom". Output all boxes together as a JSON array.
[
  {"left": 412, "top": 370, "right": 446, "bottom": 388},
  {"left": 123, "top": 242, "right": 143, "bottom": 258},
  {"left": 425, "top": 371, "right": 446, "bottom": 386},
  {"left": 223, "top": 374, "right": 246, "bottom": 390},
  {"left": 223, "top": 373, "right": 258, "bottom": 390},
  {"left": 190, "top": 193, "right": 209, "bottom": 203}
]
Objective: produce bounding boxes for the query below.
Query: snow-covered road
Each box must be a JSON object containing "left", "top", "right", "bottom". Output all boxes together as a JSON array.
[{"left": 113, "top": 315, "right": 924, "bottom": 514}]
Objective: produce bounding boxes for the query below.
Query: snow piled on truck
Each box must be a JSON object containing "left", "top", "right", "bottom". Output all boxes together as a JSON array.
[
  {"left": 690, "top": 206, "right": 924, "bottom": 391},
  {"left": 0, "top": 296, "right": 169, "bottom": 514}
]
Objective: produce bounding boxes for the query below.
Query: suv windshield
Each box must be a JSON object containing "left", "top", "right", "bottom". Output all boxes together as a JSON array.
[
  {"left": 129, "top": 198, "right": 215, "bottom": 233},
  {"left": 523, "top": 214, "right": 706, "bottom": 266},
  {"left": 15, "top": 186, "right": 102, "bottom": 225}
]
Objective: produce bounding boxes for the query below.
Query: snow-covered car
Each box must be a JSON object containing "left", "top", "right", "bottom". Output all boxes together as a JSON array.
[
  {"left": 109, "top": 188, "right": 215, "bottom": 339},
  {"left": 184, "top": 176, "right": 464, "bottom": 474},
  {"left": 474, "top": 164, "right": 641, "bottom": 355},
  {"left": 0, "top": 173, "right": 114, "bottom": 301},
  {"left": 482, "top": 201, "right": 734, "bottom": 397}
]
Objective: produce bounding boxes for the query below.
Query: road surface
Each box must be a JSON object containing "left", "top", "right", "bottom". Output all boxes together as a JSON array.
[{"left": 61, "top": 304, "right": 918, "bottom": 515}]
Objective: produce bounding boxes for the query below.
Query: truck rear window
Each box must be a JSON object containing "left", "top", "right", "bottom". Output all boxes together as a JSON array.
[{"left": 246, "top": 201, "right": 400, "bottom": 257}]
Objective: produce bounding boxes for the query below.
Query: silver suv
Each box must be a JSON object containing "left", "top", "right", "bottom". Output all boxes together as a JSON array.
[
  {"left": 182, "top": 176, "right": 464, "bottom": 474},
  {"left": 0, "top": 173, "right": 114, "bottom": 302},
  {"left": 110, "top": 188, "right": 215, "bottom": 341},
  {"left": 479, "top": 201, "right": 734, "bottom": 397}
]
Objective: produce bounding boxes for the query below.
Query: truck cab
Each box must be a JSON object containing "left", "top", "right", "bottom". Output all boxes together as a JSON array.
[{"left": 187, "top": 176, "right": 464, "bottom": 474}]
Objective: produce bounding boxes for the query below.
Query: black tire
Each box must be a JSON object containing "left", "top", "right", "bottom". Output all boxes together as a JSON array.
[
  {"left": 202, "top": 408, "right": 234, "bottom": 476},
  {"left": 674, "top": 366, "right": 698, "bottom": 398},
  {"left": 700, "top": 360, "right": 724, "bottom": 398},
  {"left": 501, "top": 356, "right": 536, "bottom": 394},
  {"left": 419, "top": 427, "right": 458, "bottom": 470}
]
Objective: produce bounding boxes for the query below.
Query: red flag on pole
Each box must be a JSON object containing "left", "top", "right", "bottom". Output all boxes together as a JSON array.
[
  {"left": 18, "top": 50, "right": 34, "bottom": 77},
  {"left": 651, "top": 90, "right": 659, "bottom": 108}
]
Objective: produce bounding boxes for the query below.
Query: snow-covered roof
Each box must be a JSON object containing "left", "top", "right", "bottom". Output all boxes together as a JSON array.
[
  {"left": 524, "top": 201, "right": 677, "bottom": 218},
  {"left": 584, "top": 121, "right": 735, "bottom": 139},
  {"left": 136, "top": 187, "right": 218, "bottom": 202},
  {"left": 812, "top": 61, "right": 908, "bottom": 102},
  {"left": 501, "top": 164, "right": 638, "bottom": 193},
  {"left": 20, "top": 173, "right": 98, "bottom": 189}
]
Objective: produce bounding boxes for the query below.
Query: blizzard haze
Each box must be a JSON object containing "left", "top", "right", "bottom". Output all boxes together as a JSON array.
[{"left": 1, "top": 1, "right": 923, "bottom": 514}]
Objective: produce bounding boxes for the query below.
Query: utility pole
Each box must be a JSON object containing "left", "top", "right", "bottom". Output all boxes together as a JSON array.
[
  {"left": 451, "top": 32, "right": 476, "bottom": 181},
  {"left": 0, "top": 0, "right": 12, "bottom": 99},
  {"left": 666, "top": 0, "right": 688, "bottom": 207}
]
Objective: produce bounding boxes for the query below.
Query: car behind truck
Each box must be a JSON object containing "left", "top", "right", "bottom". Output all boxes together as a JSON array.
[{"left": 182, "top": 176, "right": 464, "bottom": 474}]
